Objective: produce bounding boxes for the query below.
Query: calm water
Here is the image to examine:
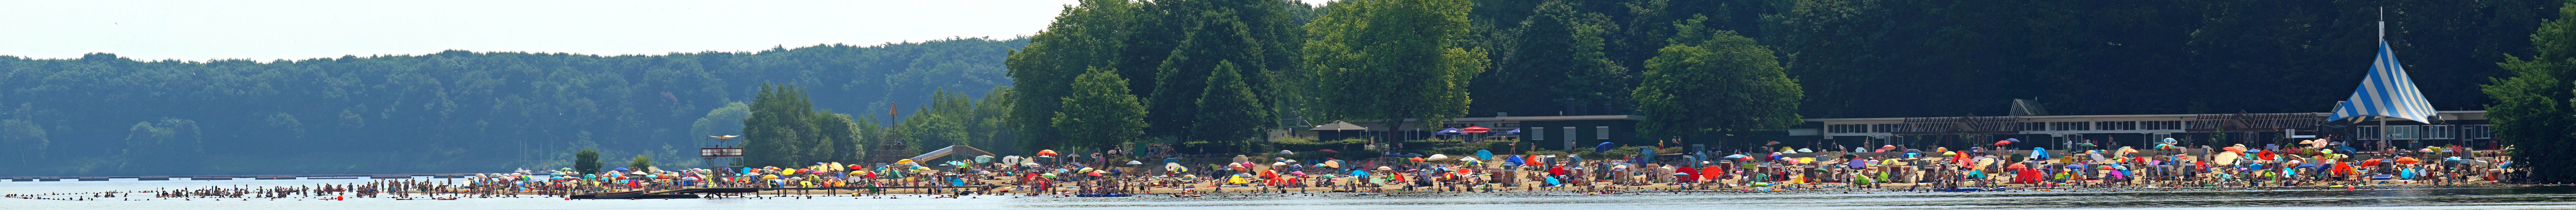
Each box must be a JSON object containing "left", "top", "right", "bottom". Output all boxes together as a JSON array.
[{"left": 9, "top": 178, "right": 2576, "bottom": 210}]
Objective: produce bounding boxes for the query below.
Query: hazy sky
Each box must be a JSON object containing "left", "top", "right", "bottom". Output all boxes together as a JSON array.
[{"left": 0, "top": 0, "right": 1333, "bottom": 61}]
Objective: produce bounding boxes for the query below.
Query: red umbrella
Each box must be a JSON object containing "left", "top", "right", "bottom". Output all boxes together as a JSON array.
[
  {"left": 2359, "top": 159, "right": 2384, "bottom": 167},
  {"left": 2395, "top": 157, "right": 2420, "bottom": 164},
  {"left": 1461, "top": 126, "right": 1491, "bottom": 133},
  {"left": 1993, "top": 140, "right": 2012, "bottom": 146},
  {"left": 1701, "top": 166, "right": 1723, "bottom": 180},
  {"left": 1036, "top": 150, "right": 1060, "bottom": 156}
]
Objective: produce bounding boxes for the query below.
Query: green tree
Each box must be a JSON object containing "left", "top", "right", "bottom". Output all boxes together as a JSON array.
[
  {"left": 1476, "top": 0, "right": 1628, "bottom": 117},
  {"left": 2486, "top": 0, "right": 2576, "bottom": 183},
  {"left": 1055, "top": 68, "right": 1149, "bottom": 150},
  {"left": 1011, "top": 0, "right": 1138, "bottom": 152},
  {"left": 0, "top": 119, "right": 44, "bottom": 165},
  {"left": 1149, "top": 8, "right": 1269, "bottom": 142},
  {"left": 1191, "top": 61, "right": 1269, "bottom": 152},
  {"left": 809, "top": 111, "right": 853, "bottom": 163},
  {"left": 629, "top": 154, "right": 654, "bottom": 170},
  {"left": 1302, "top": 0, "right": 1489, "bottom": 140},
  {"left": 970, "top": 87, "right": 1019, "bottom": 154},
  {"left": 741, "top": 84, "right": 817, "bottom": 168},
  {"left": 574, "top": 148, "right": 601, "bottom": 174},
  {"left": 1634, "top": 16, "right": 1802, "bottom": 140},
  {"left": 691, "top": 102, "right": 752, "bottom": 140}
]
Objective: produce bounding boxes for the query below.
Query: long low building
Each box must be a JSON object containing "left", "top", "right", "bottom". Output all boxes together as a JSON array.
[
  {"left": 1300, "top": 110, "right": 2495, "bottom": 153},
  {"left": 1802, "top": 110, "right": 2494, "bottom": 152}
]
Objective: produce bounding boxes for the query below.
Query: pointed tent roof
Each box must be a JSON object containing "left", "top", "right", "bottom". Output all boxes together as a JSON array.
[
  {"left": 1310, "top": 121, "right": 1369, "bottom": 131},
  {"left": 2330, "top": 41, "right": 2438, "bottom": 123}
]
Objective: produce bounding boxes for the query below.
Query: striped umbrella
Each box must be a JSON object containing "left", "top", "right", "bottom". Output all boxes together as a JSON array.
[{"left": 2329, "top": 40, "right": 2437, "bottom": 123}]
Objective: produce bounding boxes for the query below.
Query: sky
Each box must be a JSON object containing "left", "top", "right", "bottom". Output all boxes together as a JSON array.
[{"left": 0, "top": 0, "right": 1334, "bottom": 61}]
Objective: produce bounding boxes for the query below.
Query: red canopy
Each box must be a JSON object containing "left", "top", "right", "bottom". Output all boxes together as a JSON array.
[{"left": 1461, "top": 126, "right": 1492, "bottom": 133}]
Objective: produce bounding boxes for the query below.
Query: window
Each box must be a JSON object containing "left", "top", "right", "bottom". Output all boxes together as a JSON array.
[
  {"left": 1596, "top": 126, "right": 1611, "bottom": 139},
  {"left": 1500, "top": 123, "right": 1521, "bottom": 128},
  {"left": 1531, "top": 128, "right": 1544, "bottom": 140}
]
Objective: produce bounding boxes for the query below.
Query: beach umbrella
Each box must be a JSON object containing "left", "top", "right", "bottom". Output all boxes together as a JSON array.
[
  {"left": 1279, "top": 150, "right": 1296, "bottom": 155},
  {"left": 613, "top": 167, "right": 629, "bottom": 171},
  {"left": 1994, "top": 140, "right": 2012, "bottom": 146},
  {"left": 2396, "top": 157, "right": 2420, "bottom": 164},
  {"left": 975, "top": 155, "right": 995, "bottom": 163},
  {"left": 1458, "top": 157, "right": 1478, "bottom": 162},
  {"left": 1596, "top": 142, "right": 1617, "bottom": 152},
  {"left": 1477, "top": 150, "right": 1495, "bottom": 160},
  {"left": 1429, "top": 154, "right": 1450, "bottom": 160},
  {"left": 1436, "top": 128, "right": 1466, "bottom": 135},
  {"left": 1127, "top": 160, "right": 1144, "bottom": 165},
  {"left": 1378, "top": 166, "right": 1393, "bottom": 171},
  {"left": 1037, "top": 150, "right": 1060, "bottom": 156},
  {"left": 2360, "top": 159, "right": 2383, "bottom": 167},
  {"left": 1409, "top": 157, "right": 1427, "bottom": 162},
  {"left": 1319, "top": 149, "right": 1340, "bottom": 153}
]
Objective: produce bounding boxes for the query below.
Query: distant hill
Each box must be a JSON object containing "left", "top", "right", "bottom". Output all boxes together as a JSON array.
[{"left": 0, "top": 37, "right": 1026, "bottom": 176}]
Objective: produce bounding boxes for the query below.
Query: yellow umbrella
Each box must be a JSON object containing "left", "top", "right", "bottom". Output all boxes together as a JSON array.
[{"left": 894, "top": 159, "right": 915, "bottom": 165}]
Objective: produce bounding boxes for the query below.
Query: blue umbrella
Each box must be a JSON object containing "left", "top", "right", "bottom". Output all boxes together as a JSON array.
[
  {"left": 1437, "top": 128, "right": 1466, "bottom": 135},
  {"left": 1596, "top": 142, "right": 1618, "bottom": 153},
  {"left": 1477, "top": 150, "right": 1494, "bottom": 160},
  {"left": 1350, "top": 170, "right": 1370, "bottom": 178},
  {"left": 612, "top": 167, "right": 629, "bottom": 171},
  {"left": 1507, "top": 155, "right": 1527, "bottom": 165}
]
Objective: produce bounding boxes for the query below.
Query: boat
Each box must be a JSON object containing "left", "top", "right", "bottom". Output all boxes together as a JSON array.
[
  {"left": 1076, "top": 193, "right": 1132, "bottom": 197},
  {"left": 571, "top": 190, "right": 650, "bottom": 200}
]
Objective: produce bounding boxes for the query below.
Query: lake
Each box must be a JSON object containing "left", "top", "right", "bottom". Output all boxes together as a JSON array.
[{"left": 9, "top": 178, "right": 2576, "bottom": 210}]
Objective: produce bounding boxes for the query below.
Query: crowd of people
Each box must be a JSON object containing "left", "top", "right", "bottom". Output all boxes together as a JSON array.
[{"left": 9, "top": 137, "right": 2527, "bottom": 201}]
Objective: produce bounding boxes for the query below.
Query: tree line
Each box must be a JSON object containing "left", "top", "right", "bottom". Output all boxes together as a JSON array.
[{"left": 0, "top": 38, "right": 1026, "bottom": 176}]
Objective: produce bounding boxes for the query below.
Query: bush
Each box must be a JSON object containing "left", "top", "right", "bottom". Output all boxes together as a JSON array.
[{"left": 573, "top": 148, "right": 600, "bottom": 174}]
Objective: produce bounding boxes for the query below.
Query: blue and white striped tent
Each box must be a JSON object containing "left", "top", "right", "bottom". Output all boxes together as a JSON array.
[{"left": 2329, "top": 40, "right": 2437, "bottom": 123}]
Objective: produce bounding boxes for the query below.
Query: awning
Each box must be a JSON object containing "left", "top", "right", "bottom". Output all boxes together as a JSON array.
[
  {"left": 1310, "top": 121, "right": 1368, "bottom": 131},
  {"left": 2329, "top": 40, "right": 2438, "bottom": 123}
]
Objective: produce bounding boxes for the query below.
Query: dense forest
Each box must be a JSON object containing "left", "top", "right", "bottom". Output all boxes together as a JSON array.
[
  {"left": 0, "top": 38, "right": 1027, "bottom": 176},
  {"left": 3, "top": 0, "right": 2569, "bottom": 176}
]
